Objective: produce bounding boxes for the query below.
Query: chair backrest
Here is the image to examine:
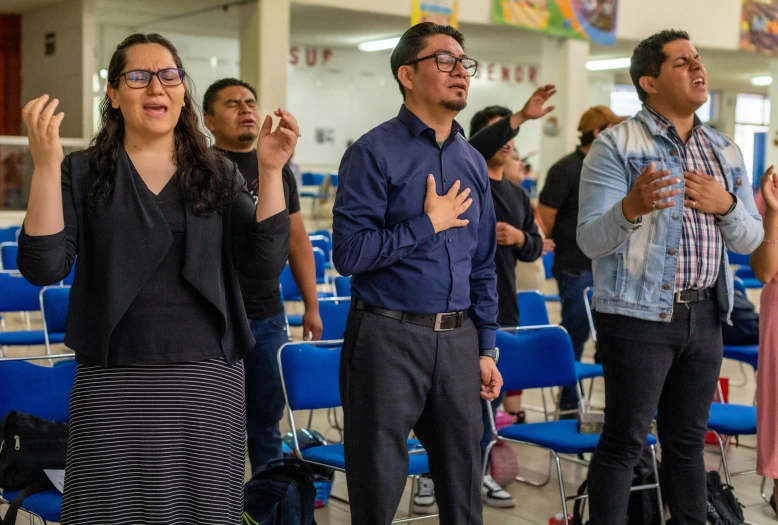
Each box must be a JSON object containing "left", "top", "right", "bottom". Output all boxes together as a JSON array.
[
  {"left": 330, "top": 174, "right": 339, "bottom": 187},
  {"left": 727, "top": 250, "right": 750, "bottom": 266},
  {"left": 733, "top": 276, "right": 747, "bottom": 296},
  {"left": 518, "top": 290, "right": 550, "bottom": 326},
  {"left": 279, "top": 342, "right": 342, "bottom": 412},
  {"left": 41, "top": 286, "right": 70, "bottom": 335},
  {"left": 0, "top": 226, "right": 21, "bottom": 244},
  {"left": 310, "top": 229, "right": 332, "bottom": 243},
  {"left": 541, "top": 251, "right": 554, "bottom": 280},
  {"left": 309, "top": 235, "right": 331, "bottom": 262},
  {"left": 62, "top": 262, "right": 76, "bottom": 286},
  {"left": 1, "top": 242, "right": 18, "bottom": 271},
  {"left": 302, "top": 173, "right": 325, "bottom": 186},
  {"left": 0, "top": 360, "right": 77, "bottom": 422},
  {"left": 334, "top": 275, "right": 351, "bottom": 297},
  {"left": 0, "top": 271, "right": 44, "bottom": 313},
  {"left": 279, "top": 264, "right": 301, "bottom": 301},
  {"left": 495, "top": 326, "right": 577, "bottom": 392},
  {"left": 735, "top": 266, "right": 756, "bottom": 280},
  {"left": 312, "top": 247, "right": 327, "bottom": 281},
  {"left": 319, "top": 298, "right": 350, "bottom": 340}
]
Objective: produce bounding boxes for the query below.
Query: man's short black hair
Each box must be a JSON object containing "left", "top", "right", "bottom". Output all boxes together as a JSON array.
[
  {"left": 629, "top": 29, "right": 690, "bottom": 103},
  {"left": 469, "top": 106, "right": 511, "bottom": 139},
  {"left": 202, "top": 78, "right": 257, "bottom": 115},
  {"left": 390, "top": 22, "right": 466, "bottom": 100}
]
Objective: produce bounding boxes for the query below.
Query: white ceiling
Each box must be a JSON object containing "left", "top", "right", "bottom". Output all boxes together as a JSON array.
[{"left": 1, "top": 0, "right": 772, "bottom": 92}]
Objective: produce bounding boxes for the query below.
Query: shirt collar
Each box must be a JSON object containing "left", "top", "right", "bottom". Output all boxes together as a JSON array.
[
  {"left": 397, "top": 104, "right": 464, "bottom": 142},
  {"left": 644, "top": 104, "right": 703, "bottom": 136}
]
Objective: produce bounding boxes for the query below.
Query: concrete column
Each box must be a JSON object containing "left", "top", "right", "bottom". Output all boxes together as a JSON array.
[
  {"left": 716, "top": 89, "right": 738, "bottom": 139},
  {"left": 537, "top": 36, "right": 590, "bottom": 185},
  {"left": 239, "top": 0, "right": 290, "bottom": 118},
  {"left": 21, "top": 0, "right": 95, "bottom": 138}
]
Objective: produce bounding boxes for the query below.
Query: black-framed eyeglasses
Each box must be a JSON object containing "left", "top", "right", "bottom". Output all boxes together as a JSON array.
[
  {"left": 115, "top": 68, "right": 186, "bottom": 89},
  {"left": 404, "top": 53, "right": 478, "bottom": 77}
]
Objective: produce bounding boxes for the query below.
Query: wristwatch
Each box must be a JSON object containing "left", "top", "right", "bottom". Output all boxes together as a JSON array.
[{"left": 479, "top": 347, "right": 499, "bottom": 363}]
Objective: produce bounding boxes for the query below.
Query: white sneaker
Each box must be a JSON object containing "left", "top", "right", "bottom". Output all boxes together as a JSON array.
[
  {"left": 482, "top": 474, "right": 516, "bottom": 508},
  {"left": 412, "top": 475, "right": 438, "bottom": 514}
]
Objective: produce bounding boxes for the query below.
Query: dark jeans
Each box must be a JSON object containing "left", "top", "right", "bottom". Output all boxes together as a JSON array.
[
  {"left": 587, "top": 298, "right": 723, "bottom": 525},
  {"left": 553, "top": 269, "right": 593, "bottom": 409},
  {"left": 341, "top": 308, "right": 483, "bottom": 525},
  {"left": 245, "top": 312, "right": 290, "bottom": 474}
]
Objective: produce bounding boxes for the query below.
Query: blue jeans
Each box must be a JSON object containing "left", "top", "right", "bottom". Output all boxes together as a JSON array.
[
  {"left": 245, "top": 312, "right": 290, "bottom": 473},
  {"left": 554, "top": 269, "right": 594, "bottom": 409}
]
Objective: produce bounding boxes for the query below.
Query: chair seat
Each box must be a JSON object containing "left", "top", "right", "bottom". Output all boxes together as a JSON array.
[
  {"left": 575, "top": 362, "right": 603, "bottom": 380},
  {"left": 286, "top": 291, "right": 334, "bottom": 302},
  {"left": 544, "top": 294, "right": 561, "bottom": 302},
  {"left": 2, "top": 488, "right": 62, "bottom": 522},
  {"left": 707, "top": 402, "right": 757, "bottom": 436},
  {"left": 302, "top": 442, "right": 429, "bottom": 476},
  {"left": 723, "top": 345, "right": 759, "bottom": 370},
  {"left": 48, "top": 333, "right": 66, "bottom": 345},
  {"left": 287, "top": 314, "right": 303, "bottom": 326},
  {"left": 498, "top": 419, "right": 657, "bottom": 455},
  {"left": 0, "top": 330, "right": 46, "bottom": 346}
]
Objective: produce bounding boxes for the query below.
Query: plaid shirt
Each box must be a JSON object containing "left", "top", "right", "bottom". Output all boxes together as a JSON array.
[{"left": 645, "top": 105, "right": 724, "bottom": 292}]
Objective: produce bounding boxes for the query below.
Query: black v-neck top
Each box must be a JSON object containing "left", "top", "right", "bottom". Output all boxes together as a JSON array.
[{"left": 99, "top": 164, "right": 223, "bottom": 366}]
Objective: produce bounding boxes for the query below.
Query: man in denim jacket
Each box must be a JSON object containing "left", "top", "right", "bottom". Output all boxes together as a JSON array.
[{"left": 578, "top": 30, "right": 763, "bottom": 524}]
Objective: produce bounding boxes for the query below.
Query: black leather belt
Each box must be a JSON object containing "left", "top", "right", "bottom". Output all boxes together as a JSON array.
[
  {"left": 674, "top": 287, "right": 713, "bottom": 304},
  {"left": 354, "top": 300, "right": 467, "bottom": 332}
]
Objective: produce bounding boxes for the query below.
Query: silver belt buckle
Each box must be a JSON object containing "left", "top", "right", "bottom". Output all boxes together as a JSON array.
[
  {"left": 675, "top": 291, "right": 690, "bottom": 304},
  {"left": 433, "top": 312, "right": 458, "bottom": 332}
]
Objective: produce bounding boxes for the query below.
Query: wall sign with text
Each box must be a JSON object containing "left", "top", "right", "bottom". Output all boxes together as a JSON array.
[
  {"left": 411, "top": 0, "right": 459, "bottom": 28},
  {"left": 472, "top": 63, "right": 539, "bottom": 85},
  {"left": 289, "top": 46, "right": 334, "bottom": 67}
]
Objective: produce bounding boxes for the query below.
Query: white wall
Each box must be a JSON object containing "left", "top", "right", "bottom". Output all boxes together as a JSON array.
[
  {"left": 21, "top": 0, "right": 95, "bottom": 138},
  {"left": 287, "top": 45, "right": 543, "bottom": 171}
]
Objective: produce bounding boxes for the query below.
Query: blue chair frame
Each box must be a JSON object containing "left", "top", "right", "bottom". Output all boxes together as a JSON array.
[
  {"left": 1, "top": 242, "right": 18, "bottom": 271},
  {"left": 309, "top": 235, "right": 332, "bottom": 270},
  {"left": 487, "top": 327, "right": 664, "bottom": 525},
  {"left": 334, "top": 276, "right": 351, "bottom": 297},
  {"left": 0, "top": 271, "right": 47, "bottom": 351},
  {"left": 0, "top": 226, "right": 21, "bottom": 244},
  {"left": 318, "top": 297, "right": 350, "bottom": 341},
  {"left": 278, "top": 340, "right": 436, "bottom": 522}
]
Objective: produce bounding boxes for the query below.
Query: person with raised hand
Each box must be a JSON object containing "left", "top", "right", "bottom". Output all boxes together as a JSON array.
[{"left": 17, "top": 33, "right": 292, "bottom": 525}]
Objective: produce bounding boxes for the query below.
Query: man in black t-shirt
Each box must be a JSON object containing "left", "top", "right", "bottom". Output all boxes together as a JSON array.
[
  {"left": 203, "top": 78, "right": 322, "bottom": 473},
  {"left": 537, "top": 105, "right": 626, "bottom": 412}
]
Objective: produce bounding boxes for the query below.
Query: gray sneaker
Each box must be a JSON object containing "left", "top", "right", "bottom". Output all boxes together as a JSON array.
[
  {"left": 412, "top": 475, "right": 438, "bottom": 514},
  {"left": 482, "top": 474, "right": 516, "bottom": 508}
]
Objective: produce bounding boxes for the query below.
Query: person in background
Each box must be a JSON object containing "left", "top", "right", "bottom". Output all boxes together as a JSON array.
[
  {"left": 17, "top": 33, "right": 292, "bottom": 524},
  {"left": 202, "top": 77, "right": 323, "bottom": 473},
  {"left": 537, "top": 105, "right": 627, "bottom": 414},
  {"left": 749, "top": 164, "right": 778, "bottom": 515},
  {"left": 578, "top": 30, "right": 763, "bottom": 523},
  {"left": 333, "top": 22, "right": 502, "bottom": 524}
]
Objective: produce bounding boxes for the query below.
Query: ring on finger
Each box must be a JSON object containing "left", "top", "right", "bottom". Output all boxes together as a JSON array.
[
  {"left": 692, "top": 200, "right": 697, "bottom": 208},
  {"left": 652, "top": 201, "right": 657, "bottom": 211}
]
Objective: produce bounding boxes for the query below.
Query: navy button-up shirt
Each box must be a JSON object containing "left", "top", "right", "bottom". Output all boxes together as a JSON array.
[{"left": 332, "top": 105, "right": 498, "bottom": 349}]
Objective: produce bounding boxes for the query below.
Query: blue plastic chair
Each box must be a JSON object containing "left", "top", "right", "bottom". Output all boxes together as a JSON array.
[
  {"left": 41, "top": 286, "right": 70, "bottom": 355},
  {"left": 279, "top": 264, "right": 333, "bottom": 304},
  {"left": 735, "top": 266, "right": 763, "bottom": 289},
  {"left": 541, "top": 252, "right": 561, "bottom": 301},
  {"left": 312, "top": 247, "right": 329, "bottom": 287},
  {"left": 310, "top": 229, "right": 332, "bottom": 243},
  {"left": 1, "top": 242, "right": 18, "bottom": 271},
  {"left": 488, "top": 328, "right": 664, "bottom": 524},
  {"left": 733, "top": 276, "right": 747, "bottom": 296},
  {"left": 278, "top": 341, "right": 434, "bottom": 522},
  {"left": 706, "top": 402, "right": 757, "bottom": 486},
  {"left": 518, "top": 290, "right": 551, "bottom": 326},
  {"left": 334, "top": 276, "right": 351, "bottom": 297},
  {"left": 0, "top": 226, "right": 21, "bottom": 244},
  {"left": 309, "top": 235, "right": 332, "bottom": 270},
  {"left": 0, "top": 271, "right": 47, "bottom": 348},
  {"left": 727, "top": 251, "right": 750, "bottom": 266},
  {"left": 319, "top": 298, "right": 350, "bottom": 341},
  {"left": 0, "top": 359, "right": 77, "bottom": 524},
  {"left": 301, "top": 173, "right": 326, "bottom": 186}
]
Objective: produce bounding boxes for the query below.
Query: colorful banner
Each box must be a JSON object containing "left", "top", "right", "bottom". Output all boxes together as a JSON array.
[
  {"left": 492, "top": 0, "right": 618, "bottom": 46},
  {"left": 740, "top": 0, "right": 778, "bottom": 55},
  {"left": 411, "top": 0, "right": 459, "bottom": 28}
]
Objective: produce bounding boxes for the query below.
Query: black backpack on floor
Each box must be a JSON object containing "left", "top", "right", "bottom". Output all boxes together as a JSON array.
[
  {"left": 243, "top": 457, "right": 317, "bottom": 525},
  {"left": 573, "top": 448, "right": 662, "bottom": 525},
  {"left": 706, "top": 470, "right": 744, "bottom": 525}
]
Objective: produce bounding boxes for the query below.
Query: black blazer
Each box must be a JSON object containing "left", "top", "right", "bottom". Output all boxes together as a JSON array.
[{"left": 17, "top": 147, "right": 289, "bottom": 366}]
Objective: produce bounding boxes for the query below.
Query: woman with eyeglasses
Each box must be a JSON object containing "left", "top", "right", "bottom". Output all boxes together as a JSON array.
[{"left": 18, "top": 33, "right": 293, "bottom": 524}]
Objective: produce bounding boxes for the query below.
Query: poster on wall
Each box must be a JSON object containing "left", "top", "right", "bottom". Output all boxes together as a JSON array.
[
  {"left": 411, "top": 0, "right": 459, "bottom": 28},
  {"left": 492, "top": 0, "right": 618, "bottom": 46},
  {"left": 740, "top": 0, "right": 778, "bottom": 55}
]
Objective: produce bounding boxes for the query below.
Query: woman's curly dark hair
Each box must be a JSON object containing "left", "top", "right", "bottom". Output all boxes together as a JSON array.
[{"left": 87, "top": 33, "right": 232, "bottom": 215}]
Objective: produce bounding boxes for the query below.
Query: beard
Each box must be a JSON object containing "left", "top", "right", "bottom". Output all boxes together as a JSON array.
[
  {"left": 440, "top": 97, "right": 467, "bottom": 112},
  {"left": 237, "top": 132, "right": 257, "bottom": 143}
]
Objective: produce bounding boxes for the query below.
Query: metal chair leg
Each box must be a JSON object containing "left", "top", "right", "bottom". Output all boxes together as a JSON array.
[
  {"left": 728, "top": 362, "right": 749, "bottom": 388},
  {"left": 649, "top": 444, "right": 667, "bottom": 525},
  {"left": 551, "top": 451, "right": 570, "bottom": 525},
  {"left": 408, "top": 475, "right": 417, "bottom": 518},
  {"left": 713, "top": 430, "right": 733, "bottom": 485}
]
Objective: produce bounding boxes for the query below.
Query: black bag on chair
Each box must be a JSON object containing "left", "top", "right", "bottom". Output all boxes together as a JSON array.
[
  {"left": 243, "top": 457, "right": 317, "bottom": 525},
  {"left": 0, "top": 411, "right": 68, "bottom": 525}
]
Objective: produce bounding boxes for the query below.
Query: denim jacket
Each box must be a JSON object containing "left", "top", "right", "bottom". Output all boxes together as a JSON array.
[{"left": 577, "top": 107, "right": 763, "bottom": 323}]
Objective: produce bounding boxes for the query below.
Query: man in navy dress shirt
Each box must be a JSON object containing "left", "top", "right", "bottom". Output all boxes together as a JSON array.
[{"left": 332, "top": 22, "right": 501, "bottom": 525}]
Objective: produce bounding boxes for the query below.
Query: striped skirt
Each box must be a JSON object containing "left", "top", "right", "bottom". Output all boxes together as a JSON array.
[{"left": 60, "top": 358, "right": 246, "bottom": 525}]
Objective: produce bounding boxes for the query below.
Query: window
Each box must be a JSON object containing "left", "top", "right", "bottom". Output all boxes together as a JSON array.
[
  {"left": 735, "top": 93, "right": 771, "bottom": 182},
  {"left": 609, "top": 84, "right": 716, "bottom": 122},
  {"left": 735, "top": 93, "right": 770, "bottom": 126}
]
